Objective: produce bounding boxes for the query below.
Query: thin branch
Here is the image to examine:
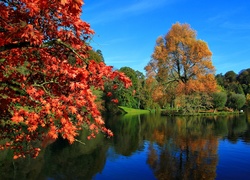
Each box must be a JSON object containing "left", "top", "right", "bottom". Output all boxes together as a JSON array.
[
  {"left": 33, "top": 79, "right": 59, "bottom": 97},
  {"left": 75, "top": 139, "right": 85, "bottom": 145},
  {"left": 0, "top": 42, "right": 31, "bottom": 52},
  {"left": 55, "top": 39, "right": 89, "bottom": 65},
  {"left": 0, "top": 39, "right": 89, "bottom": 66}
]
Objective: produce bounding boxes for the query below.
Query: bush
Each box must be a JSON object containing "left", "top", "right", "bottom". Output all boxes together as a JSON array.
[
  {"left": 212, "top": 92, "right": 227, "bottom": 109},
  {"left": 227, "top": 93, "right": 246, "bottom": 110}
]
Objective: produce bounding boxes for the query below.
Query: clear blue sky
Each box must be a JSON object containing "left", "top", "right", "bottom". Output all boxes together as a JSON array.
[{"left": 81, "top": 0, "right": 250, "bottom": 75}]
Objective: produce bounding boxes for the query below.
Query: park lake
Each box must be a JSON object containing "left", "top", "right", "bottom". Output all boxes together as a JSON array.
[{"left": 1, "top": 109, "right": 250, "bottom": 180}]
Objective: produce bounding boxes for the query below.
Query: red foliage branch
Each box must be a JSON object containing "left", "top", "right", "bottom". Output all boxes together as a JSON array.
[{"left": 0, "top": 0, "right": 132, "bottom": 159}]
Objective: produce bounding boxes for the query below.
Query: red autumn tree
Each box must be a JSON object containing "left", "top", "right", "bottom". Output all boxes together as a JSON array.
[{"left": 0, "top": 0, "right": 131, "bottom": 159}]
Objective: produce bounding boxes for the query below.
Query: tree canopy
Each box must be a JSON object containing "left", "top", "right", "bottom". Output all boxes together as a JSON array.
[
  {"left": 0, "top": 0, "right": 131, "bottom": 159},
  {"left": 145, "top": 22, "right": 217, "bottom": 95}
]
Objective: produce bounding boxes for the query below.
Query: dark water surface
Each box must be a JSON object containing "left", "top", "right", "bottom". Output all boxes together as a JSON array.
[{"left": 1, "top": 110, "right": 250, "bottom": 180}]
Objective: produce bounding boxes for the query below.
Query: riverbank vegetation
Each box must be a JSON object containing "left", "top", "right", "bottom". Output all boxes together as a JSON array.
[
  {"left": 1, "top": 0, "right": 249, "bottom": 160},
  {"left": 104, "top": 23, "right": 249, "bottom": 116},
  {"left": 0, "top": 0, "right": 132, "bottom": 159},
  {"left": 118, "top": 106, "right": 150, "bottom": 115}
]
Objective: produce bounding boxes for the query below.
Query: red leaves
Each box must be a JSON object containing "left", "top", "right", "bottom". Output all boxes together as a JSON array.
[
  {"left": 118, "top": 72, "right": 133, "bottom": 88},
  {"left": 107, "top": 92, "right": 112, "bottom": 97},
  {"left": 61, "top": 0, "right": 69, "bottom": 6},
  {"left": 13, "top": 155, "right": 20, "bottom": 160},
  {"left": 0, "top": 0, "right": 132, "bottom": 160},
  {"left": 94, "top": 116, "right": 105, "bottom": 125},
  {"left": 26, "top": 86, "right": 37, "bottom": 95},
  {"left": 70, "top": 82, "right": 76, "bottom": 91},
  {"left": 111, "top": 99, "right": 119, "bottom": 104},
  {"left": 68, "top": 106, "right": 77, "bottom": 114},
  {"left": 48, "top": 125, "right": 58, "bottom": 140},
  {"left": 11, "top": 113, "right": 24, "bottom": 123},
  {"left": 113, "top": 84, "right": 118, "bottom": 90}
]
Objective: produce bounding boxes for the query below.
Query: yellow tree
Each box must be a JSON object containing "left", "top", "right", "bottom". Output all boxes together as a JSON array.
[{"left": 145, "top": 22, "right": 217, "bottom": 96}]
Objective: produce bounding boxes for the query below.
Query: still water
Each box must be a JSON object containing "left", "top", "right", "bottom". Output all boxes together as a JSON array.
[{"left": 1, "top": 110, "right": 250, "bottom": 180}]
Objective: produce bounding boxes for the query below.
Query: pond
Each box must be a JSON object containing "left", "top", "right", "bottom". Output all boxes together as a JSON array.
[{"left": 1, "top": 110, "right": 250, "bottom": 180}]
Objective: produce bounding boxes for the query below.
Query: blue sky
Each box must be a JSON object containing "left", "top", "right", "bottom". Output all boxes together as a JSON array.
[{"left": 81, "top": 0, "right": 250, "bottom": 75}]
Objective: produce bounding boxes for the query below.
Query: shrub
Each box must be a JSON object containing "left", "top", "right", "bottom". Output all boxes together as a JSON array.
[
  {"left": 212, "top": 92, "right": 227, "bottom": 110},
  {"left": 227, "top": 93, "right": 246, "bottom": 110}
]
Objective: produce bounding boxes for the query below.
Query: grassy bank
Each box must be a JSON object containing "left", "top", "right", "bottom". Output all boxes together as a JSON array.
[
  {"left": 161, "top": 109, "right": 244, "bottom": 116},
  {"left": 119, "top": 106, "right": 150, "bottom": 115}
]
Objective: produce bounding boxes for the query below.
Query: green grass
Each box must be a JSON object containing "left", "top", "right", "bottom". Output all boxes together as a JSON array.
[
  {"left": 119, "top": 106, "right": 150, "bottom": 115},
  {"left": 161, "top": 109, "right": 242, "bottom": 116}
]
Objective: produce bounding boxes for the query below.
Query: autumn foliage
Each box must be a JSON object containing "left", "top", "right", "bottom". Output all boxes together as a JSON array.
[
  {"left": 0, "top": 0, "right": 131, "bottom": 159},
  {"left": 145, "top": 22, "right": 217, "bottom": 96}
]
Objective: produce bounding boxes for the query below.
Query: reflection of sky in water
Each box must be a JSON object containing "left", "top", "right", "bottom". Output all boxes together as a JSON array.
[
  {"left": 2, "top": 113, "right": 250, "bottom": 179},
  {"left": 216, "top": 139, "right": 250, "bottom": 180},
  {"left": 94, "top": 142, "right": 156, "bottom": 180},
  {"left": 94, "top": 138, "right": 250, "bottom": 180},
  {"left": 93, "top": 115, "right": 250, "bottom": 180}
]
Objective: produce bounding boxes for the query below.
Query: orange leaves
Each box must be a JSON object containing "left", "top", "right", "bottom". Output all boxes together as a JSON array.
[
  {"left": 21, "top": 24, "right": 43, "bottom": 46},
  {"left": 26, "top": 86, "right": 37, "bottom": 95},
  {"left": 74, "top": 0, "right": 84, "bottom": 5},
  {"left": 152, "top": 85, "right": 164, "bottom": 102},
  {"left": 68, "top": 106, "right": 77, "bottom": 114},
  {"left": 61, "top": 0, "right": 69, "bottom": 6},
  {"left": 94, "top": 116, "right": 105, "bottom": 125},
  {"left": 70, "top": 81, "right": 88, "bottom": 91},
  {"left": 115, "top": 71, "right": 132, "bottom": 88},
  {"left": 70, "top": 82, "right": 76, "bottom": 91},
  {"left": 76, "top": 114, "right": 83, "bottom": 122},
  {"left": 60, "top": 117, "right": 67, "bottom": 125},
  {"left": 13, "top": 155, "right": 21, "bottom": 160},
  {"left": 87, "top": 60, "right": 132, "bottom": 89},
  {"left": 0, "top": 0, "right": 134, "bottom": 160},
  {"left": 11, "top": 112, "right": 24, "bottom": 123},
  {"left": 107, "top": 92, "right": 112, "bottom": 97},
  {"left": 89, "top": 123, "right": 96, "bottom": 130},
  {"left": 146, "top": 22, "right": 217, "bottom": 97},
  {"left": 111, "top": 99, "right": 119, "bottom": 104},
  {"left": 101, "top": 128, "right": 114, "bottom": 137},
  {"left": 48, "top": 125, "right": 58, "bottom": 140},
  {"left": 113, "top": 84, "right": 118, "bottom": 90},
  {"left": 12, "top": 111, "right": 40, "bottom": 132},
  {"left": 27, "top": 125, "right": 38, "bottom": 132},
  {"left": 60, "top": 121, "right": 78, "bottom": 144}
]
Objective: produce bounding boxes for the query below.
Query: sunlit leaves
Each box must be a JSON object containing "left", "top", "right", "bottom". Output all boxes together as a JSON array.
[
  {"left": 145, "top": 22, "right": 217, "bottom": 97},
  {"left": 11, "top": 112, "right": 24, "bottom": 123},
  {"left": 0, "top": 0, "right": 132, "bottom": 159}
]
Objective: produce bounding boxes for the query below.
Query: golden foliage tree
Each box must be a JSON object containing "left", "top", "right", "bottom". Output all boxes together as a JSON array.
[{"left": 145, "top": 22, "right": 217, "bottom": 95}]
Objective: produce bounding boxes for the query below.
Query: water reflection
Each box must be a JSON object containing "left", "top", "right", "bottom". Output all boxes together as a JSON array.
[
  {"left": 146, "top": 115, "right": 219, "bottom": 180},
  {"left": 0, "top": 130, "right": 109, "bottom": 180},
  {"left": 107, "top": 113, "right": 249, "bottom": 180},
  {"left": 0, "top": 111, "right": 250, "bottom": 179}
]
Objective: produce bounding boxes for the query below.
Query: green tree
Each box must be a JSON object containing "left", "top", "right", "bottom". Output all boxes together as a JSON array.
[
  {"left": 135, "top": 70, "right": 147, "bottom": 109},
  {"left": 237, "top": 68, "right": 250, "bottom": 95},
  {"left": 226, "top": 83, "right": 244, "bottom": 94},
  {"left": 212, "top": 92, "right": 227, "bottom": 110},
  {"left": 227, "top": 94, "right": 246, "bottom": 110},
  {"left": 117, "top": 67, "right": 138, "bottom": 108},
  {"left": 88, "top": 49, "right": 104, "bottom": 63},
  {"left": 102, "top": 67, "right": 144, "bottom": 113},
  {"left": 246, "top": 94, "right": 250, "bottom": 107},
  {"left": 215, "top": 73, "right": 225, "bottom": 87},
  {"left": 224, "top": 71, "right": 237, "bottom": 83}
]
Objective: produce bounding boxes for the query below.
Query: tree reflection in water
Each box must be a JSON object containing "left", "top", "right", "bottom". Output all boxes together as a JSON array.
[
  {"left": 145, "top": 113, "right": 248, "bottom": 180},
  {"left": 0, "top": 112, "right": 249, "bottom": 180},
  {"left": 0, "top": 130, "right": 109, "bottom": 180}
]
